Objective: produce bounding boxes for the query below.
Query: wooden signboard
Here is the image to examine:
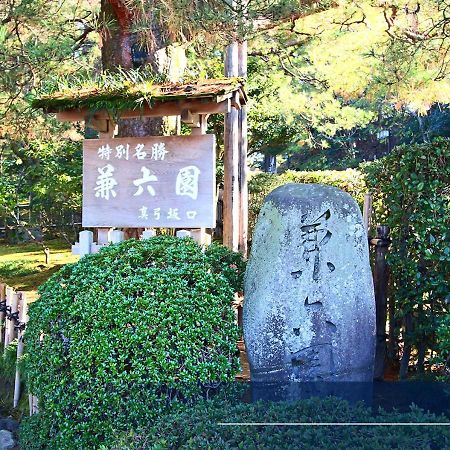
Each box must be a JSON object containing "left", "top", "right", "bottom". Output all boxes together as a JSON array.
[{"left": 82, "top": 135, "right": 216, "bottom": 228}]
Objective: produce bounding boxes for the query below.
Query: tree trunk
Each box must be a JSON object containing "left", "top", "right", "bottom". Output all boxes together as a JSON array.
[
  {"left": 399, "top": 313, "right": 413, "bottom": 379},
  {"left": 100, "top": 0, "right": 186, "bottom": 234},
  {"left": 100, "top": 0, "right": 134, "bottom": 70},
  {"left": 101, "top": 0, "right": 185, "bottom": 137}
]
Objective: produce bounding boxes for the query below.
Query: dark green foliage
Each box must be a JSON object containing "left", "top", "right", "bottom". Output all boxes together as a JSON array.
[
  {"left": 248, "top": 169, "right": 367, "bottom": 238},
  {"left": 364, "top": 138, "right": 450, "bottom": 374},
  {"left": 0, "top": 340, "right": 19, "bottom": 416},
  {"left": 204, "top": 242, "right": 247, "bottom": 293},
  {"left": 437, "top": 314, "right": 450, "bottom": 379},
  {"left": 0, "top": 339, "right": 19, "bottom": 380},
  {"left": 1, "top": 139, "right": 82, "bottom": 240},
  {"left": 111, "top": 394, "right": 450, "bottom": 449},
  {"left": 21, "top": 237, "right": 244, "bottom": 449}
]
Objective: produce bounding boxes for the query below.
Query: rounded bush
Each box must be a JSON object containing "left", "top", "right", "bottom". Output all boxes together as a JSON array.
[{"left": 22, "top": 237, "right": 244, "bottom": 449}]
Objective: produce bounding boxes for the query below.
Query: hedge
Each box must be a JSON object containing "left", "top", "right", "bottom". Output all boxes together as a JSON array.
[
  {"left": 110, "top": 393, "right": 450, "bottom": 449},
  {"left": 364, "top": 138, "right": 450, "bottom": 376},
  {"left": 248, "top": 169, "right": 367, "bottom": 239},
  {"left": 20, "top": 237, "right": 245, "bottom": 449}
]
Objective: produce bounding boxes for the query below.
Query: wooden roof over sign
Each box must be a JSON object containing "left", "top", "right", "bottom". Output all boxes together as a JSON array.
[{"left": 31, "top": 78, "right": 247, "bottom": 120}]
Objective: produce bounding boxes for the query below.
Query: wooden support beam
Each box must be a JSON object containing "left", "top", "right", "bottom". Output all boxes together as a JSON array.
[
  {"left": 238, "top": 40, "right": 249, "bottom": 257},
  {"left": 223, "top": 41, "right": 240, "bottom": 251},
  {"left": 181, "top": 109, "right": 198, "bottom": 126},
  {"left": 231, "top": 91, "right": 241, "bottom": 110},
  {"left": 84, "top": 114, "right": 117, "bottom": 138},
  {"left": 188, "top": 115, "right": 211, "bottom": 243},
  {"left": 89, "top": 118, "right": 109, "bottom": 133},
  {"left": 190, "top": 114, "right": 208, "bottom": 136},
  {"left": 55, "top": 98, "right": 231, "bottom": 123}
]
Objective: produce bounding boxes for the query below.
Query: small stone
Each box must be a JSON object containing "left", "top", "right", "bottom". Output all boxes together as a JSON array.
[
  {"left": 0, "top": 430, "right": 16, "bottom": 450},
  {"left": 0, "top": 418, "right": 18, "bottom": 433}
]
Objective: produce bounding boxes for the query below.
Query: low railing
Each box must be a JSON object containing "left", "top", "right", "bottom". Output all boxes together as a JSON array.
[{"left": 0, "top": 284, "right": 38, "bottom": 414}]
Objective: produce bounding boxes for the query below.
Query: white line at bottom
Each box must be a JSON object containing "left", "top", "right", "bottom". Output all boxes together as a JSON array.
[{"left": 217, "top": 423, "right": 450, "bottom": 426}]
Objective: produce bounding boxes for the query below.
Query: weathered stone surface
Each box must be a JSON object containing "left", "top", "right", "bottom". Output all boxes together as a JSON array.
[
  {"left": 0, "top": 430, "right": 15, "bottom": 450},
  {"left": 0, "top": 418, "right": 18, "bottom": 433},
  {"left": 244, "top": 183, "right": 375, "bottom": 383}
]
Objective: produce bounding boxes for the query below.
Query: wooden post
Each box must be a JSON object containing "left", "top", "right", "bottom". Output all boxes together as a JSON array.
[
  {"left": 363, "top": 193, "right": 373, "bottom": 235},
  {"left": 4, "top": 287, "right": 19, "bottom": 349},
  {"left": 238, "top": 41, "right": 248, "bottom": 257},
  {"left": 223, "top": 41, "right": 240, "bottom": 251},
  {"left": 90, "top": 117, "right": 115, "bottom": 242},
  {"left": 188, "top": 115, "right": 212, "bottom": 244},
  {"left": 371, "top": 225, "right": 391, "bottom": 380},
  {"left": 0, "top": 283, "right": 5, "bottom": 347},
  {"left": 14, "top": 292, "right": 28, "bottom": 408},
  {"left": 93, "top": 118, "right": 116, "bottom": 139}
]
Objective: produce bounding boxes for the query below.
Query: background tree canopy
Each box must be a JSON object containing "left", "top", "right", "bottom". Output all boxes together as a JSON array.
[{"left": 0, "top": 0, "right": 448, "bottom": 231}]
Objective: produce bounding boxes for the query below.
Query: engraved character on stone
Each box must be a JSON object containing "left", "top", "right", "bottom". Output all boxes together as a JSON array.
[{"left": 290, "top": 209, "right": 337, "bottom": 379}]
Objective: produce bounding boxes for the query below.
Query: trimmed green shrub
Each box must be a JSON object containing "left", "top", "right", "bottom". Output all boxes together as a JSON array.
[
  {"left": 364, "top": 138, "right": 450, "bottom": 375},
  {"left": 0, "top": 340, "right": 19, "bottom": 415},
  {"left": 248, "top": 169, "right": 367, "bottom": 239},
  {"left": 21, "top": 236, "right": 244, "bottom": 449},
  {"left": 111, "top": 394, "right": 450, "bottom": 449},
  {"left": 204, "top": 242, "right": 247, "bottom": 294}
]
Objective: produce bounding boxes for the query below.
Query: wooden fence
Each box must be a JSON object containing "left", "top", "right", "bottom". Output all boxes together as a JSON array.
[{"left": 0, "top": 283, "right": 38, "bottom": 414}]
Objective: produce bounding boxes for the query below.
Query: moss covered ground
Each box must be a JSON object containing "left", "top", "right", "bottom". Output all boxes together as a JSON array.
[{"left": 0, "top": 239, "right": 78, "bottom": 293}]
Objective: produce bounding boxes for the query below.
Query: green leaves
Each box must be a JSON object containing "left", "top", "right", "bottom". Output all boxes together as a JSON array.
[
  {"left": 364, "top": 137, "right": 450, "bottom": 374},
  {"left": 248, "top": 169, "right": 367, "bottom": 237},
  {"left": 110, "top": 394, "right": 450, "bottom": 449},
  {"left": 22, "top": 236, "right": 245, "bottom": 449}
]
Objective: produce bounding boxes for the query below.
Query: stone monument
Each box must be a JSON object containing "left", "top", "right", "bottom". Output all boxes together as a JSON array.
[{"left": 244, "top": 183, "right": 375, "bottom": 384}]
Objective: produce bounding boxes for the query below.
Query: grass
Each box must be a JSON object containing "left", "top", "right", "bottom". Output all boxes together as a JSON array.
[{"left": 0, "top": 239, "right": 78, "bottom": 293}]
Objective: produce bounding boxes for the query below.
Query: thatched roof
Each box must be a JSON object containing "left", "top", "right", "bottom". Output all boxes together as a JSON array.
[{"left": 31, "top": 78, "right": 246, "bottom": 113}]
